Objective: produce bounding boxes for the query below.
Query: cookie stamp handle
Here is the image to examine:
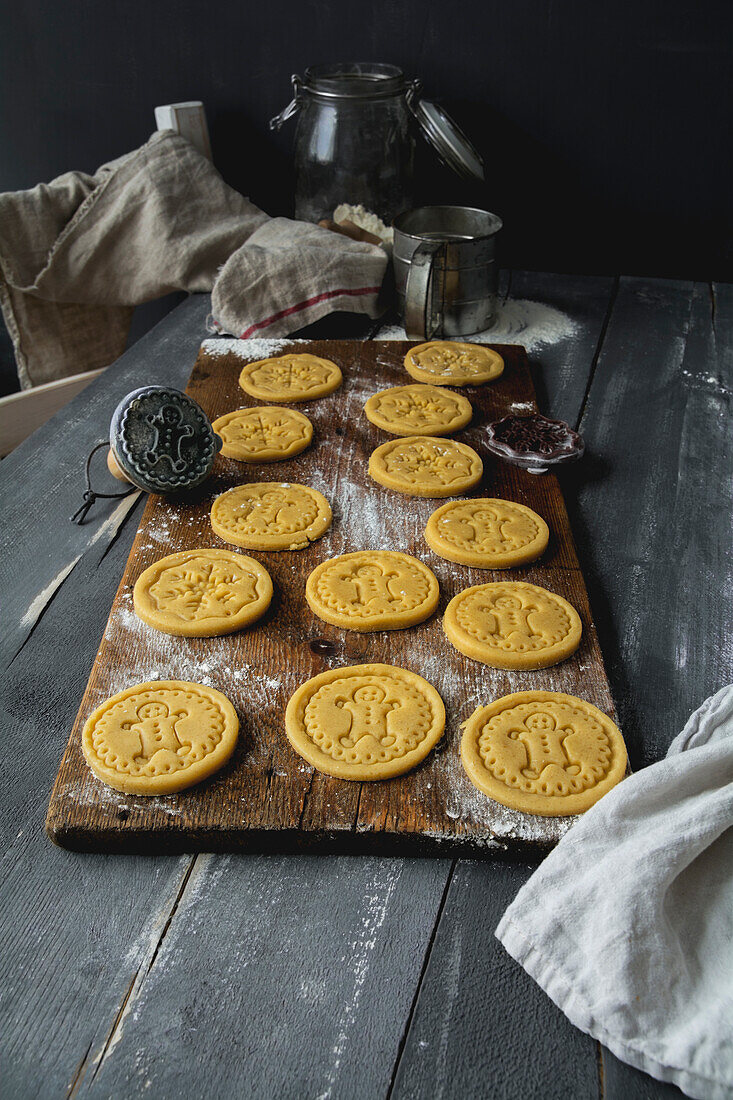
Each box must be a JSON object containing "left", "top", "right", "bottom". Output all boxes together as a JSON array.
[{"left": 404, "top": 239, "right": 444, "bottom": 340}]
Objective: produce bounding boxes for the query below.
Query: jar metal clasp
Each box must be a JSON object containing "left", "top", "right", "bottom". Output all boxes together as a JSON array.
[{"left": 269, "top": 74, "right": 304, "bottom": 131}]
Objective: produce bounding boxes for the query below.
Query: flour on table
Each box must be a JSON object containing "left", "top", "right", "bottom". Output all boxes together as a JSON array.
[{"left": 379, "top": 298, "right": 578, "bottom": 353}]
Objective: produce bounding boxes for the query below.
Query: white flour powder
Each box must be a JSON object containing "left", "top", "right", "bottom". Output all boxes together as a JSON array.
[{"left": 380, "top": 297, "right": 578, "bottom": 353}]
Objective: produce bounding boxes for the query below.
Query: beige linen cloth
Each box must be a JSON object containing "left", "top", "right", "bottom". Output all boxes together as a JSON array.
[{"left": 0, "top": 130, "right": 386, "bottom": 388}]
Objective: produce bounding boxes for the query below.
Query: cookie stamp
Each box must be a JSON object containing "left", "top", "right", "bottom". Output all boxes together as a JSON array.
[
  {"left": 404, "top": 341, "right": 504, "bottom": 386},
  {"left": 212, "top": 407, "right": 313, "bottom": 463},
  {"left": 461, "top": 690, "right": 627, "bottom": 815},
  {"left": 133, "top": 548, "right": 273, "bottom": 636},
  {"left": 110, "top": 386, "right": 220, "bottom": 494},
  {"left": 306, "top": 551, "right": 440, "bottom": 631},
  {"left": 369, "top": 435, "right": 483, "bottom": 497},
  {"left": 81, "top": 681, "right": 239, "bottom": 795},
  {"left": 444, "top": 581, "right": 582, "bottom": 669},
  {"left": 285, "top": 663, "right": 445, "bottom": 780},
  {"left": 425, "top": 498, "right": 549, "bottom": 568},
  {"left": 211, "top": 482, "right": 332, "bottom": 551},
  {"left": 239, "top": 353, "right": 342, "bottom": 403},
  {"left": 364, "top": 384, "right": 472, "bottom": 437}
]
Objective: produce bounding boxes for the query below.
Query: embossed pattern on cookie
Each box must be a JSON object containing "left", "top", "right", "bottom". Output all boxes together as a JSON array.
[
  {"left": 364, "top": 384, "right": 472, "bottom": 437},
  {"left": 306, "top": 551, "right": 440, "bottom": 632},
  {"left": 369, "top": 435, "right": 483, "bottom": 498},
  {"left": 404, "top": 341, "right": 504, "bottom": 386},
  {"left": 461, "top": 690, "right": 627, "bottom": 815},
  {"left": 239, "top": 353, "right": 342, "bottom": 403},
  {"left": 425, "top": 498, "right": 549, "bottom": 568},
  {"left": 211, "top": 482, "right": 332, "bottom": 551},
  {"left": 82, "top": 681, "right": 239, "bottom": 795},
  {"left": 444, "top": 581, "right": 582, "bottom": 669},
  {"left": 285, "top": 663, "right": 445, "bottom": 780},
  {"left": 212, "top": 406, "right": 313, "bottom": 462},
  {"left": 133, "top": 548, "right": 273, "bottom": 636}
]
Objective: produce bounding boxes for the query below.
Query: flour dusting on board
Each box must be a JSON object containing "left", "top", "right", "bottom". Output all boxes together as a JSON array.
[
  {"left": 202, "top": 337, "right": 302, "bottom": 360},
  {"left": 380, "top": 298, "right": 578, "bottom": 353}
]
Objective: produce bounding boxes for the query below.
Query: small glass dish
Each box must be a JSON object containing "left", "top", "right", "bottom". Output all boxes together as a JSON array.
[{"left": 485, "top": 414, "right": 585, "bottom": 474}]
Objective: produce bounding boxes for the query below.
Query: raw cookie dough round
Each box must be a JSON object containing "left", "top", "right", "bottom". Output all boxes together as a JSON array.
[
  {"left": 364, "top": 384, "right": 472, "bottom": 437},
  {"left": 211, "top": 482, "right": 332, "bottom": 551},
  {"left": 369, "top": 435, "right": 483, "bottom": 497},
  {"left": 425, "top": 498, "right": 549, "bottom": 568},
  {"left": 461, "top": 690, "right": 627, "bottom": 815},
  {"left": 212, "top": 406, "right": 313, "bottom": 462},
  {"left": 404, "top": 341, "right": 504, "bottom": 386},
  {"left": 133, "top": 548, "right": 273, "bottom": 637},
  {"left": 285, "top": 663, "right": 445, "bottom": 780},
  {"left": 239, "top": 353, "right": 342, "bottom": 403},
  {"left": 306, "top": 551, "right": 439, "bottom": 631},
  {"left": 444, "top": 581, "right": 582, "bottom": 669},
  {"left": 82, "top": 680, "right": 239, "bottom": 795}
]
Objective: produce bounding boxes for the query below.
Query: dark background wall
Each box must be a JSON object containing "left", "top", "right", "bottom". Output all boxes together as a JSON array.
[{"left": 0, "top": 0, "right": 730, "bottom": 389}]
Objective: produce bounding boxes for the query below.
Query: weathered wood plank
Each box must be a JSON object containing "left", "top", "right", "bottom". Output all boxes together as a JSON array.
[
  {"left": 47, "top": 338, "right": 615, "bottom": 855},
  {"left": 569, "top": 278, "right": 733, "bottom": 768},
  {"left": 75, "top": 854, "right": 451, "bottom": 1100},
  {"left": 390, "top": 860, "right": 602, "bottom": 1100}
]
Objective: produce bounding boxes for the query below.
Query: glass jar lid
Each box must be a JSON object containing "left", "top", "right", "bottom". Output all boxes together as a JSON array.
[{"left": 410, "top": 97, "right": 485, "bottom": 182}]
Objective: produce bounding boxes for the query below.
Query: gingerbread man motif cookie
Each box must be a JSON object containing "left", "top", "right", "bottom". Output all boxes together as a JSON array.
[
  {"left": 425, "top": 498, "right": 549, "bottom": 568},
  {"left": 133, "top": 548, "right": 273, "bottom": 636},
  {"left": 444, "top": 581, "right": 582, "bottom": 669},
  {"left": 404, "top": 341, "right": 504, "bottom": 386},
  {"left": 212, "top": 407, "right": 313, "bottom": 463},
  {"left": 306, "top": 551, "right": 439, "bottom": 631},
  {"left": 369, "top": 436, "right": 483, "bottom": 497},
  {"left": 239, "top": 353, "right": 342, "bottom": 403},
  {"left": 81, "top": 681, "right": 239, "bottom": 795},
  {"left": 211, "top": 483, "right": 332, "bottom": 551},
  {"left": 364, "top": 384, "right": 472, "bottom": 437},
  {"left": 285, "top": 663, "right": 445, "bottom": 780},
  {"left": 461, "top": 690, "right": 627, "bottom": 815}
]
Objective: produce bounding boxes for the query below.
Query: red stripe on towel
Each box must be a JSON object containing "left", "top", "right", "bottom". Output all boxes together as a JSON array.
[{"left": 239, "top": 286, "right": 382, "bottom": 339}]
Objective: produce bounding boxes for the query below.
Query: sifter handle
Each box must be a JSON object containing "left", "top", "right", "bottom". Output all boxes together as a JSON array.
[{"left": 404, "top": 240, "right": 444, "bottom": 340}]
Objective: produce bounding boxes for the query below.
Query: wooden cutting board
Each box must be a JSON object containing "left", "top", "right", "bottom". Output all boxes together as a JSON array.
[{"left": 46, "top": 339, "right": 615, "bottom": 856}]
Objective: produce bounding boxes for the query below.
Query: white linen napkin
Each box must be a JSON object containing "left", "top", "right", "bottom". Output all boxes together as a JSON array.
[{"left": 496, "top": 685, "right": 733, "bottom": 1100}]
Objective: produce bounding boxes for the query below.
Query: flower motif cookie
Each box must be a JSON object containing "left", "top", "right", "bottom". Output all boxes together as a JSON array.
[
  {"left": 461, "top": 690, "right": 627, "bottom": 815},
  {"left": 285, "top": 663, "right": 445, "bottom": 780},
  {"left": 306, "top": 551, "right": 439, "bottom": 631},
  {"left": 369, "top": 435, "right": 483, "bottom": 497},
  {"left": 425, "top": 498, "right": 549, "bottom": 568},
  {"left": 212, "top": 407, "right": 313, "bottom": 462},
  {"left": 364, "top": 384, "right": 472, "bottom": 437},
  {"left": 404, "top": 341, "right": 504, "bottom": 386},
  {"left": 133, "top": 548, "right": 273, "bottom": 637},
  {"left": 444, "top": 581, "right": 582, "bottom": 669},
  {"left": 81, "top": 681, "right": 239, "bottom": 795},
  {"left": 239, "top": 353, "right": 342, "bottom": 403},
  {"left": 211, "top": 482, "right": 332, "bottom": 551}
]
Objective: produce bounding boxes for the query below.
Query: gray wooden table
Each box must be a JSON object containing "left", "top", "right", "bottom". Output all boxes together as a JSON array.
[{"left": 2, "top": 272, "right": 731, "bottom": 1099}]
